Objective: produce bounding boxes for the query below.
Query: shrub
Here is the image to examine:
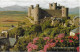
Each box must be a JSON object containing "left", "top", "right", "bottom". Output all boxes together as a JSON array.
[{"left": 41, "top": 20, "right": 51, "bottom": 31}]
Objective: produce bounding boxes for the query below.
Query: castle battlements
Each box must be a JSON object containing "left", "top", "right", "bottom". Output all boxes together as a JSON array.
[{"left": 28, "top": 2, "right": 68, "bottom": 24}]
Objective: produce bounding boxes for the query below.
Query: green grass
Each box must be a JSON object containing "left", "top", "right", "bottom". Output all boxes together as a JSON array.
[{"left": 0, "top": 11, "right": 32, "bottom": 32}]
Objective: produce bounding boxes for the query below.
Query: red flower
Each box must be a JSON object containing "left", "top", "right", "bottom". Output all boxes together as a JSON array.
[
  {"left": 76, "top": 46, "right": 79, "bottom": 52},
  {"left": 60, "top": 40, "right": 64, "bottom": 43},
  {"left": 68, "top": 36, "right": 72, "bottom": 39},
  {"left": 73, "top": 36, "right": 78, "bottom": 40},
  {"left": 69, "top": 40, "right": 73, "bottom": 43},
  {"left": 56, "top": 40, "right": 58, "bottom": 43},
  {"left": 75, "top": 33, "right": 80, "bottom": 35}
]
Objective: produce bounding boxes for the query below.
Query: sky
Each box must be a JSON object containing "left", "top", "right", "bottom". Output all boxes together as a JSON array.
[{"left": 0, "top": 0, "right": 79, "bottom": 8}]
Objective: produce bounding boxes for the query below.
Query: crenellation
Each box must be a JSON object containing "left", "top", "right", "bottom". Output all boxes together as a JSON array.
[
  {"left": 31, "top": 5, "right": 34, "bottom": 9},
  {"left": 53, "top": 3, "right": 57, "bottom": 10},
  {"left": 28, "top": 7, "right": 31, "bottom": 17},
  {"left": 28, "top": 2, "right": 69, "bottom": 24},
  {"left": 36, "top": 4, "right": 39, "bottom": 7},
  {"left": 49, "top": 3, "right": 52, "bottom": 9}
]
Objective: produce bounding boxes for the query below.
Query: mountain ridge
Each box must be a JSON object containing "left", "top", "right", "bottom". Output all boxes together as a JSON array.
[{"left": 0, "top": 5, "right": 79, "bottom": 15}]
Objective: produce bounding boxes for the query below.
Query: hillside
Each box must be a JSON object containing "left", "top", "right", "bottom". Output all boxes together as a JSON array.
[
  {"left": 69, "top": 7, "right": 79, "bottom": 15},
  {"left": 0, "top": 5, "right": 28, "bottom": 11}
]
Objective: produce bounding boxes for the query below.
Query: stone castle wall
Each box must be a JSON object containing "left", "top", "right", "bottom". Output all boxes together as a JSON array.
[{"left": 28, "top": 3, "right": 68, "bottom": 24}]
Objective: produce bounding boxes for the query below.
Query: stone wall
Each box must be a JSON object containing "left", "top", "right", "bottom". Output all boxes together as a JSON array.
[{"left": 28, "top": 3, "right": 69, "bottom": 24}]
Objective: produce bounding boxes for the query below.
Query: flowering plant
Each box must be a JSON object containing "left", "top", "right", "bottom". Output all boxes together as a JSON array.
[{"left": 26, "top": 33, "right": 79, "bottom": 52}]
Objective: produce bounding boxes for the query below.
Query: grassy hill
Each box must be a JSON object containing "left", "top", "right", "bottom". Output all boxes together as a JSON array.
[
  {"left": 0, "top": 11, "right": 32, "bottom": 33},
  {"left": 69, "top": 7, "right": 79, "bottom": 16}
]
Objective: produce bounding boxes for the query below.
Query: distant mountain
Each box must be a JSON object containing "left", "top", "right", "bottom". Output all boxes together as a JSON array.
[
  {"left": 0, "top": 7, "right": 6, "bottom": 11},
  {"left": 69, "top": 7, "right": 79, "bottom": 15},
  {"left": 0, "top": 5, "right": 28, "bottom": 11},
  {"left": 0, "top": 5, "right": 79, "bottom": 15}
]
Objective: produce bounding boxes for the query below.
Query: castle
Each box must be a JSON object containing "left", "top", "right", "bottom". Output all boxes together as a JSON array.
[{"left": 28, "top": 3, "right": 68, "bottom": 24}]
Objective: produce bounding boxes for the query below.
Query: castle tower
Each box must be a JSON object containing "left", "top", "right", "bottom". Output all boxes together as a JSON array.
[
  {"left": 62, "top": 6, "right": 68, "bottom": 17},
  {"left": 53, "top": 3, "right": 57, "bottom": 10},
  {"left": 31, "top": 5, "right": 34, "bottom": 9},
  {"left": 34, "top": 4, "right": 40, "bottom": 24},
  {"left": 28, "top": 7, "right": 31, "bottom": 17},
  {"left": 49, "top": 3, "right": 52, "bottom": 9},
  {"left": 28, "top": 5, "right": 34, "bottom": 17}
]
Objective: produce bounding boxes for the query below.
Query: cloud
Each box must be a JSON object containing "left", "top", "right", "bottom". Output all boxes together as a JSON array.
[{"left": 0, "top": 0, "right": 79, "bottom": 8}]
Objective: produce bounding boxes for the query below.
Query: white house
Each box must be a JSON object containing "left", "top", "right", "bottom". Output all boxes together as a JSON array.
[{"left": 70, "top": 27, "right": 80, "bottom": 36}]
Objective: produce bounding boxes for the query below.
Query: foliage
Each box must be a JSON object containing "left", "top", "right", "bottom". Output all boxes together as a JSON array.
[
  {"left": 26, "top": 33, "right": 79, "bottom": 52},
  {"left": 8, "top": 27, "right": 25, "bottom": 37}
]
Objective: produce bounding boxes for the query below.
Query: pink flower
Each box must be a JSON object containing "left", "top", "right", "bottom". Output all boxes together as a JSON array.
[
  {"left": 56, "top": 40, "right": 58, "bottom": 43},
  {"left": 44, "top": 42, "right": 56, "bottom": 52},
  {"left": 27, "top": 42, "right": 38, "bottom": 52},
  {"left": 54, "top": 37, "right": 57, "bottom": 40},
  {"left": 57, "top": 33, "right": 65, "bottom": 39},
  {"left": 44, "top": 44, "right": 50, "bottom": 52},
  {"left": 60, "top": 40, "right": 64, "bottom": 43},
  {"left": 50, "top": 43, "right": 56, "bottom": 47},
  {"left": 28, "top": 48, "right": 32, "bottom": 52},
  {"left": 69, "top": 40, "right": 73, "bottom": 43},
  {"left": 32, "top": 44, "right": 38, "bottom": 49},
  {"left": 27, "top": 42, "right": 32, "bottom": 48},
  {"left": 39, "top": 50, "right": 44, "bottom": 52},
  {"left": 49, "top": 39, "right": 53, "bottom": 43},
  {"left": 33, "top": 37, "right": 39, "bottom": 44},
  {"left": 43, "top": 37, "right": 50, "bottom": 40},
  {"left": 76, "top": 46, "right": 79, "bottom": 52}
]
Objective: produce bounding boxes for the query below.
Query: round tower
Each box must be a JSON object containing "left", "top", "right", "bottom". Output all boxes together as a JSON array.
[
  {"left": 28, "top": 7, "right": 31, "bottom": 17},
  {"left": 53, "top": 3, "right": 57, "bottom": 10},
  {"left": 62, "top": 6, "right": 68, "bottom": 17},
  {"left": 31, "top": 5, "right": 34, "bottom": 9},
  {"left": 34, "top": 4, "right": 40, "bottom": 24},
  {"left": 49, "top": 3, "right": 52, "bottom": 10}
]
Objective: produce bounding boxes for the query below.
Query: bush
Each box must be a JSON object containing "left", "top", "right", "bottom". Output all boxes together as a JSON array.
[
  {"left": 41, "top": 20, "right": 51, "bottom": 31},
  {"left": 31, "top": 25, "right": 42, "bottom": 32},
  {"left": 8, "top": 27, "right": 25, "bottom": 37}
]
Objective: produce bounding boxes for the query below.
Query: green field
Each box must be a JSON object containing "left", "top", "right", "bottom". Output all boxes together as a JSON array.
[
  {"left": 0, "top": 11, "right": 32, "bottom": 32},
  {"left": 0, "top": 11, "right": 78, "bottom": 33}
]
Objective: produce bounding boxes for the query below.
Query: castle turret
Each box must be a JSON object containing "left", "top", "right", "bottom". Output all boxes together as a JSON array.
[
  {"left": 53, "top": 3, "right": 57, "bottom": 10},
  {"left": 62, "top": 6, "right": 68, "bottom": 17},
  {"left": 28, "top": 7, "right": 31, "bottom": 17},
  {"left": 34, "top": 4, "right": 40, "bottom": 24},
  {"left": 49, "top": 3, "right": 52, "bottom": 9},
  {"left": 31, "top": 5, "right": 34, "bottom": 9},
  {"left": 28, "top": 5, "right": 34, "bottom": 17}
]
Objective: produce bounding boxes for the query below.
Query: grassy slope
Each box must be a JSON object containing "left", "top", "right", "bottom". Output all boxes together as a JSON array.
[{"left": 0, "top": 11, "right": 32, "bottom": 32}]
